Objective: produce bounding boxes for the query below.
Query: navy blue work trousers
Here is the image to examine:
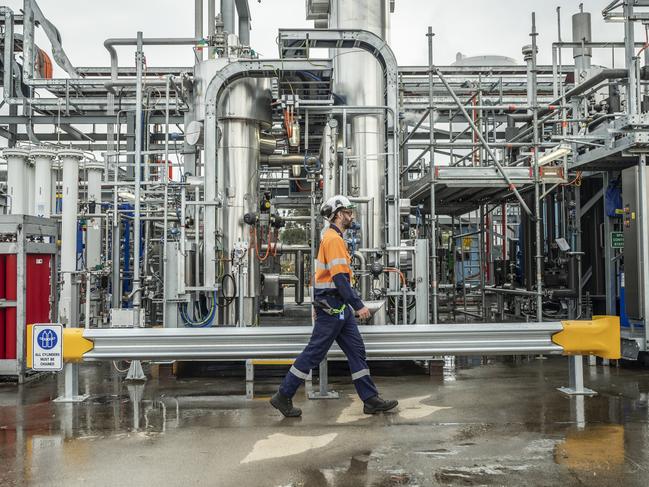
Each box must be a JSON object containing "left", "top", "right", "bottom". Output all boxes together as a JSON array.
[{"left": 279, "top": 306, "right": 379, "bottom": 401}]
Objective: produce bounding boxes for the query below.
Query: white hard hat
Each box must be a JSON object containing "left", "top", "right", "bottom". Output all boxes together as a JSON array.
[{"left": 320, "top": 195, "right": 356, "bottom": 220}]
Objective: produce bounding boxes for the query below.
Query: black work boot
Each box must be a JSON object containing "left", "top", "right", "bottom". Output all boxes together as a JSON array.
[
  {"left": 363, "top": 395, "right": 398, "bottom": 414},
  {"left": 270, "top": 391, "right": 302, "bottom": 417}
]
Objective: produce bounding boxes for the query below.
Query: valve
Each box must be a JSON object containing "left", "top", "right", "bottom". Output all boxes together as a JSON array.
[
  {"left": 369, "top": 261, "right": 384, "bottom": 279},
  {"left": 270, "top": 214, "right": 285, "bottom": 229},
  {"left": 303, "top": 154, "right": 321, "bottom": 174},
  {"left": 260, "top": 192, "right": 272, "bottom": 213},
  {"left": 243, "top": 213, "right": 258, "bottom": 226}
]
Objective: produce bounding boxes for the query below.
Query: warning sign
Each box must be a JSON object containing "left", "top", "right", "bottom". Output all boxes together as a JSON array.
[{"left": 32, "top": 324, "right": 63, "bottom": 371}]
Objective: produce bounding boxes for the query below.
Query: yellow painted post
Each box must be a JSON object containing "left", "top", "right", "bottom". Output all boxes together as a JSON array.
[{"left": 26, "top": 324, "right": 33, "bottom": 369}]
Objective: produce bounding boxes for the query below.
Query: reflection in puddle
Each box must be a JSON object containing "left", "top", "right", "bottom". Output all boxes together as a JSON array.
[
  {"left": 554, "top": 425, "right": 625, "bottom": 472},
  {"left": 434, "top": 464, "right": 531, "bottom": 484},
  {"left": 297, "top": 452, "right": 416, "bottom": 487}
]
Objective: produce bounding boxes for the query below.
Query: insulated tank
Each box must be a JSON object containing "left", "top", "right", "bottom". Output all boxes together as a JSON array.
[
  {"left": 329, "top": 0, "right": 390, "bottom": 251},
  {"left": 2, "top": 148, "right": 30, "bottom": 215},
  {"left": 216, "top": 77, "right": 272, "bottom": 325},
  {"left": 572, "top": 10, "right": 592, "bottom": 83},
  {"left": 30, "top": 146, "right": 57, "bottom": 218}
]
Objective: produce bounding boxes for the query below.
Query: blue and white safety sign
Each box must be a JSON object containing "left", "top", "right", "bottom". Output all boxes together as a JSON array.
[{"left": 32, "top": 324, "right": 63, "bottom": 371}]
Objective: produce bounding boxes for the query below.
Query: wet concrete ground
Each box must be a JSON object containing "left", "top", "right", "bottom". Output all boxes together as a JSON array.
[{"left": 1, "top": 357, "right": 648, "bottom": 486}]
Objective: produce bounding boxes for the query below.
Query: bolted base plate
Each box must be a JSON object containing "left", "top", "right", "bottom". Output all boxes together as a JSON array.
[
  {"left": 53, "top": 394, "right": 90, "bottom": 403},
  {"left": 557, "top": 386, "right": 597, "bottom": 397},
  {"left": 308, "top": 390, "right": 340, "bottom": 400}
]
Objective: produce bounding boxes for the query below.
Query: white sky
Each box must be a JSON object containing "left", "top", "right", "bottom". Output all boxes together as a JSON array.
[{"left": 0, "top": 0, "right": 641, "bottom": 72}]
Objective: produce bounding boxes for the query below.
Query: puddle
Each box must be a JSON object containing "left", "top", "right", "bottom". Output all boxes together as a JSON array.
[
  {"left": 290, "top": 453, "right": 418, "bottom": 487},
  {"left": 554, "top": 425, "right": 625, "bottom": 473}
]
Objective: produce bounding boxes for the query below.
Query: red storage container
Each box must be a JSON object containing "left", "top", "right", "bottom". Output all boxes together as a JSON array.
[
  {"left": 0, "top": 255, "right": 5, "bottom": 359},
  {"left": 0, "top": 253, "right": 51, "bottom": 362},
  {"left": 26, "top": 254, "right": 52, "bottom": 325},
  {"left": 5, "top": 254, "right": 17, "bottom": 359}
]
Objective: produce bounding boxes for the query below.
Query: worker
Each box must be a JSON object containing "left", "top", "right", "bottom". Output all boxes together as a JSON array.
[{"left": 270, "top": 195, "right": 399, "bottom": 417}]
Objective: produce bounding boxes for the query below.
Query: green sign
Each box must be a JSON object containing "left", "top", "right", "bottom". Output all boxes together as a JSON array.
[{"left": 611, "top": 232, "right": 624, "bottom": 249}]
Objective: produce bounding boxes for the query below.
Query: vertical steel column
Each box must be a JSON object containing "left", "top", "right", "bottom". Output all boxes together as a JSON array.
[
  {"left": 86, "top": 160, "right": 103, "bottom": 327},
  {"left": 238, "top": 16, "right": 250, "bottom": 46},
  {"left": 107, "top": 18, "right": 119, "bottom": 309},
  {"left": 451, "top": 216, "right": 457, "bottom": 321},
  {"left": 554, "top": 7, "right": 562, "bottom": 100},
  {"left": 625, "top": 1, "right": 649, "bottom": 350},
  {"left": 637, "top": 155, "right": 649, "bottom": 351},
  {"left": 2, "top": 7, "right": 14, "bottom": 100},
  {"left": 111, "top": 151, "right": 121, "bottom": 308},
  {"left": 501, "top": 203, "right": 507, "bottom": 261},
  {"left": 341, "top": 109, "right": 348, "bottom": 195},
  {"left": 132, "top": 32, "right": 144, "bottom": 313},
  {"left": 195, "top": 0, "right": 204, "bottom": 61},
  {"left": 460, "top": 218, "right": 467, "bottom": 314},
  {"left": 221, "top": 0, "right": 235, "bottom": 35},
  {"left": 602, "top": 173, "right": 615, "bottom": 315},
  {"left": 58, "top": 150, "right": 82, "bottom": 326},
  {"left": 203, "top": 119, "right": 217, "bottom": 294},
  {"left": 296, "top": 250, "right": 305, "bottom": 305},
  {"left": 479, "top": 205, "right": 486, "bottom": 318},
  {"left": 531, "top": 13, "right": 543, "bottom": 322},
  {"left": 427, "top": 26, "right": 438, "bottom": 323},
  {"left": 311, "top": 179, "right": 337, "bottom": 400},
  {"left": 625, "top": 1, "right": 638, "bottom": 116},
  {"left": 237, "top": 1, "right": 251, "bottom": 46},
  {"left": 56, "top": 149, "right": 87, "bottom": 403},
  {"left": 571, "top": 187, "right": 582, "bottom": 320},
  {"left": 208, "top": 0, "right": 216, "bottom": 59},
  {"left": 22, "top": 0, "right": 34, "bottom": 81},
  {"left": 162, "top": 76, "right": 172, "bottom": 328}
]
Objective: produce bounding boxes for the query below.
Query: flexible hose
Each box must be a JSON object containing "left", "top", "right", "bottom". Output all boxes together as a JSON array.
[{"left": 251, "top": 226, "right": 273, "bottom": 262}]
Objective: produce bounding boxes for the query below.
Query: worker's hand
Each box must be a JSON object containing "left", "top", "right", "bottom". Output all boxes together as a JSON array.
[{"left": 356, "top": 306, "right": 371, "bottom": 320}]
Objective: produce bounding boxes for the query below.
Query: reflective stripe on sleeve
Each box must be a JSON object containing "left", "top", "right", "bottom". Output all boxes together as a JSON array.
[
  {"left": 329, "top": 264, "right": 351, "bottom": 276},
  {"left": 314, "top": 282, "right": 337, "bottom": 289}
]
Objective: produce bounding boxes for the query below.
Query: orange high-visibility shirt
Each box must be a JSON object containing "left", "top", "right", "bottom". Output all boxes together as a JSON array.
[{"left": 314, "top": 226, "right": 353, "bottom": 290}]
